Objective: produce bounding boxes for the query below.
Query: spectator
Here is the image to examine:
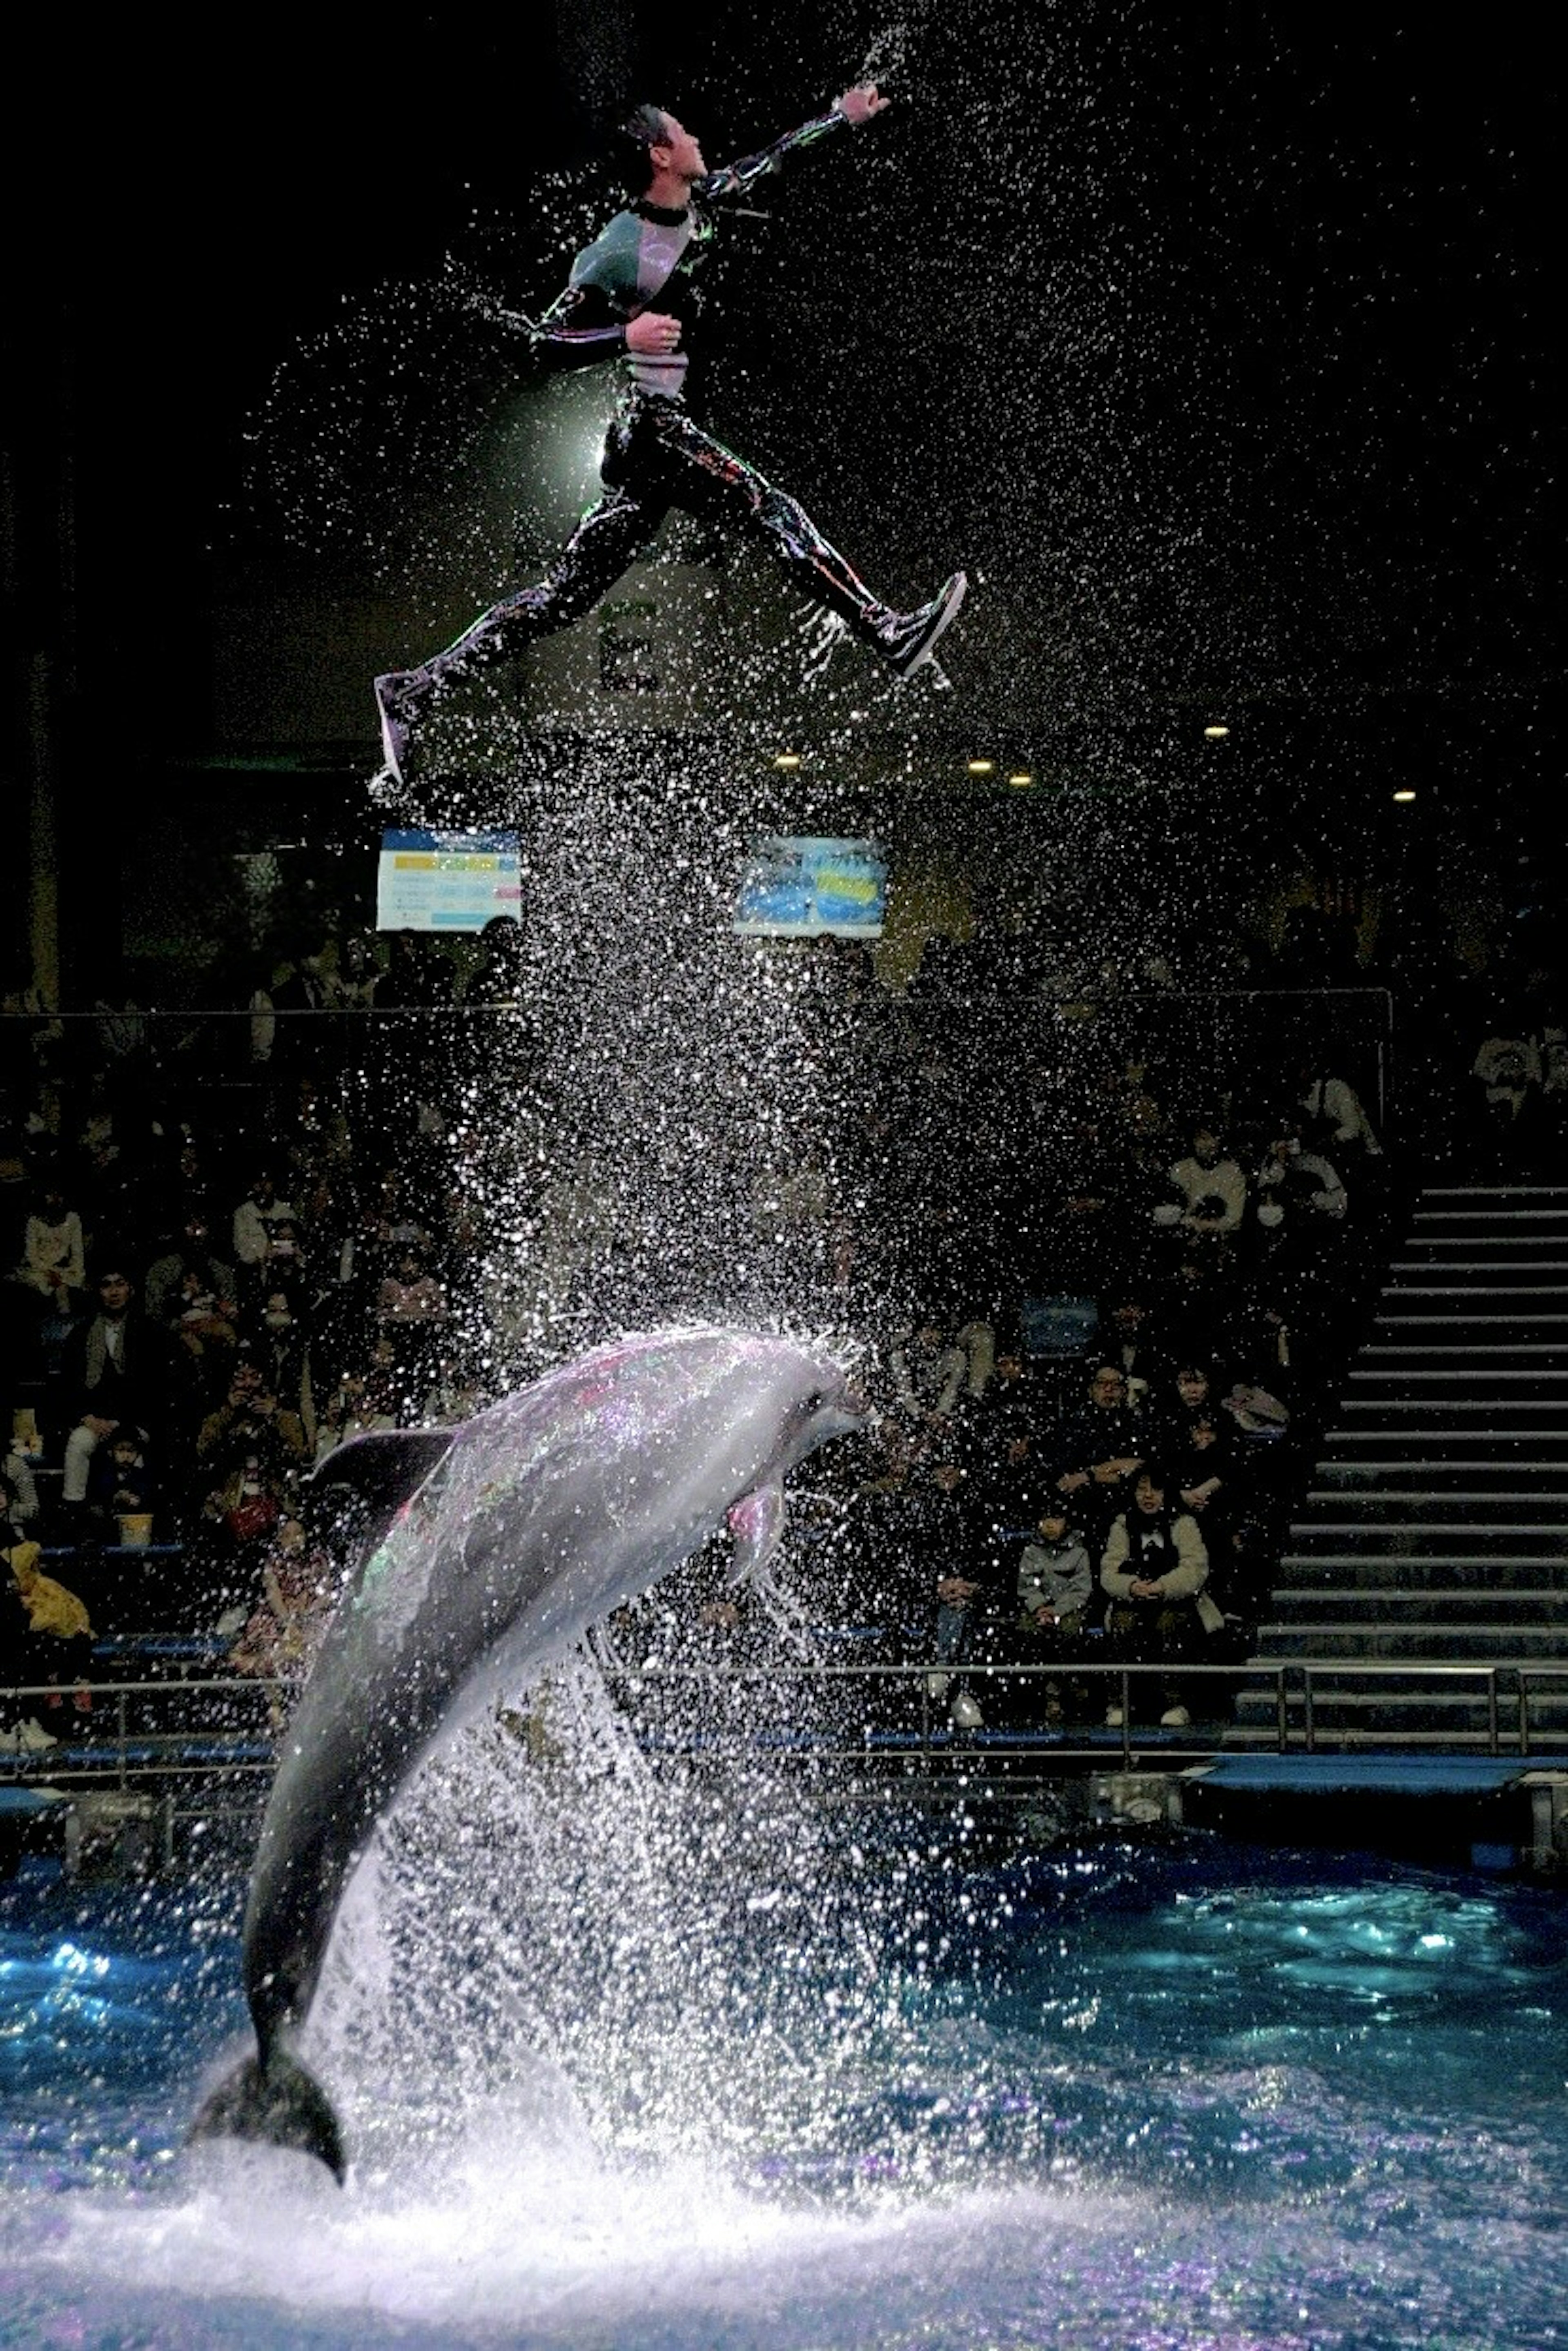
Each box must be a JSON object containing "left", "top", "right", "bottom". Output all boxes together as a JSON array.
[
  {"left": 1045, "top": 1363, "right": 1145, "bottom": 1554},
  {"left": 1156, "top": 1126, "right": 1248, "bottom": 1243},
  {"left": 252, "top": 1289, "right": 317, "bottom": 1454},
  {"left": 1099, "top": 1294, "right": 1168, "bottom": 1413},
  {"left": 1254, "top": 1127, "right": 1349, "bottom": 1231},
  {"left": 1013, "top": 1503, "right": 1094, "bottom": 1725},
  {"left": 58, "top": 1266, "right": 185, "bottom": 1528},
  {"left": 1298, "top": 1064, "right": 1383, "bottom": 1159},
  {"left": 1099, "top": 1468, "right": 1216, "bottom": 1728},
  {"left": 4, "top": 1500, "right": 93, "bottom": 1750},
  {"left": 145, "top": 1210, "right": 240, "bottom": 1333},
  {"left": 232, "top": 1171, "right": 300, "bottom": 1295},
  {"left": 16, "top": 1174, "right": 87, "bottom": 1309},
  {"left": 227, "top": 1514, "right": 337, "bottom": 1722},
  {"left": 913, "top": 1455, "right": 991, "bottom": 1730},
  {"left": 84, "top": 1425, "right": 160, "bottom": 1537},
  {"left": 196, "top": 1359, "right": 310, "bottom": 1479}
]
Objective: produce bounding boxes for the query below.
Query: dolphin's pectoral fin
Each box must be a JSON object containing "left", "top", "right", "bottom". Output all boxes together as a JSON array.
[
  {"left": 726, "top": 1482, "right": 786, "bottom": 1588},
  {"left": 188, "top": 2044, "right": 347, "bottom": 2184}
]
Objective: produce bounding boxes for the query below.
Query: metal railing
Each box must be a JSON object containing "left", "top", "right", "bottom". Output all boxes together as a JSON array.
[{"left": 8, "top": 1652, "right": 1568, "bottom": 1792}]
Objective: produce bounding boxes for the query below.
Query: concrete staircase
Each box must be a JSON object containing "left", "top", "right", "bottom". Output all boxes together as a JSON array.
[{"left": 1233, "top": 1186, "right": 1568, "bottom": 1746}]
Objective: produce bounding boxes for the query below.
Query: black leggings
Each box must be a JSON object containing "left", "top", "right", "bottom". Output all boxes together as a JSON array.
[{"left": 432, "top": 395, "right": 889, "bottom": 678}]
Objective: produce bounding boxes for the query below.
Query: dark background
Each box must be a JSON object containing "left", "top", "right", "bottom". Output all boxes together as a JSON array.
[{"left": 5, "top": 1, "right": 1561, "bottom": 999}]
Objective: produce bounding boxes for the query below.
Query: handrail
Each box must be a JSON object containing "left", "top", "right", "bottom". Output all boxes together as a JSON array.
[{"left": 9, "top": 1655, "right": 1568, "bottom": 1786}]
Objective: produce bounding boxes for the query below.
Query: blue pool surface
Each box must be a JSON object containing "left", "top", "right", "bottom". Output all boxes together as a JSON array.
[{"left": 2, "top": 1809, "right": 1566, "bottom": 2350}]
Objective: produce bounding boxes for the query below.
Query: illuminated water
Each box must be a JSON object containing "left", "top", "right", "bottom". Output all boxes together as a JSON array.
[{"left": 3, "top": 1774, "right": 1566, "bottom": 2351}]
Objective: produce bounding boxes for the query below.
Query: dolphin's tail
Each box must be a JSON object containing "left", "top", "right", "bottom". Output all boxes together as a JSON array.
[{"left": 188, "top": 2046, "right": 347, "bottom": 2183}]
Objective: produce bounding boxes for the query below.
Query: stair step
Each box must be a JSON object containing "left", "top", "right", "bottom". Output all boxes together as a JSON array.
[
  {"left": 1270, "top": 1587, "right": 1568, "bottom": 1621},
  {"left": 1288, "top": 1521, "right": 1568, "bottom": 1549},
  {"left": 1324, "top": 1429, "right": 1568, "bottom": 1443},
  {"left": 1363, "top": 1345, "right": 1568, "bottom": 1358},
  {"left": 1254, "top": 1626, "right": 1568, "bottom": 1661},
  {"left": 1342, "top": 1400, "right": 1568, "bottom": 1414},
  {"left": 1316, "top": 1448, "right": 1568, "bottom": 1467},
  {"left": 1278, "top": 1555, "right": 1568, "bottom": 1581}
]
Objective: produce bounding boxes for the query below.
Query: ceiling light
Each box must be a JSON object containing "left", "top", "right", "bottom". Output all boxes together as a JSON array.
[{"left": 1203, "top": 724, "right": 1230, "bottom": 740}]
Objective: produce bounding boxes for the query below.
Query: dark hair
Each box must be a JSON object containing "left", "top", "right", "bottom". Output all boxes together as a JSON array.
[{"left": 614, "top": 102, "right": 670, "bottom": 196}]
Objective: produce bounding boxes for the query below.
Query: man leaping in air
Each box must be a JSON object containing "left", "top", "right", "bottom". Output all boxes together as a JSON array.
[{"left": 373, "top": 85, "right": 967, "bottom": 788}]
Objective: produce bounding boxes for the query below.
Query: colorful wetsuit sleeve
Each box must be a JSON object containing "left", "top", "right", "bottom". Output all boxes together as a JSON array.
[
  {"left": 532, "top": 278, "right": 628, "bottom": 373},
  {"left": 695, "top": 106, "right": 852, "bottom": 202}
]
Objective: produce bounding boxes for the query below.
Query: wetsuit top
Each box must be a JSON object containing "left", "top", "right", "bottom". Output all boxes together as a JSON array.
[{"left": 533, "top": 107, "right": 852, "bottom": 399}]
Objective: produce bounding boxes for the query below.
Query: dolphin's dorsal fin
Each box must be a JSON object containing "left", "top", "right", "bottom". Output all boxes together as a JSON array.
[{"left": 307, "top": 1429, "right": 458, "bottom": 1528}]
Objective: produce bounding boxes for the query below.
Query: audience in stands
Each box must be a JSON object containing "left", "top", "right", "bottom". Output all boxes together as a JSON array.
[{"left": 0, "top": 932, "right": 1410, "bottom": 1756}]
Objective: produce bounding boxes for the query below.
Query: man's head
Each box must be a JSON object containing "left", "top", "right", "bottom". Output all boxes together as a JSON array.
[
  {"left": 96, "top": 1270, "right": 133, "bottom": 1318},
  {"left": 1175, "top": 1366, "right": 1210, "bottom": 1408},
  {"left": 617, "top": 102, "right": 706, "bottom": 198},
  {"left": 1088, "top": 1365, "right": 1126, "bottom": 1409}
]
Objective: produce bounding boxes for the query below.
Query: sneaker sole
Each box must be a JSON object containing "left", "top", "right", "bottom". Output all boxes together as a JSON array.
[{"left": 891, "top": 572, "right": 967, "bottom": 681}]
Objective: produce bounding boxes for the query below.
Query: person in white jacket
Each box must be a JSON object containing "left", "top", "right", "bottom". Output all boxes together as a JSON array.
[{"left": 1100, "top": 1470, "right": 1213, "bottom": 1728}]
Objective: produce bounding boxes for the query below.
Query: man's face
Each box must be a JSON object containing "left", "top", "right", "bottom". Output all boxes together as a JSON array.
[
  {"left": 653, "top": 111, "right": 706, "bottom": 182},
  {"left": 1090, "top": 1369, "right": 1125, "bottom": 1409},
  {"left": 1176, "top": 1370, "right": 1208, "bottom": 1406},
  {"left": 98, "top": 1275, "right": 132, "bottom": 1314}
]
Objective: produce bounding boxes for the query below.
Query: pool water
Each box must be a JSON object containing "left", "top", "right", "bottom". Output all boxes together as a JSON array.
[{"left": 2, "top": 1761, "right": 1565, "bottom": 2351}]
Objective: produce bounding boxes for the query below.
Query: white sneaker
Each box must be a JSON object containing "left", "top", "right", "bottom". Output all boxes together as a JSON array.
[
  {"left": 17, "top": 1717, "right": 59, "bottom": 1751},
  {"left": 949, "top": 1691, "right": 984, "bottom": 1731},
  {"left": 1160, "top": 1705, "right": 1192, "bottom": 1729},
  {"left": 1105, "top": 1705, "right": 1125, "bottom": 1728},
  {"left": 926, "top": 1672, "right": 951, "bottom": 1700}
]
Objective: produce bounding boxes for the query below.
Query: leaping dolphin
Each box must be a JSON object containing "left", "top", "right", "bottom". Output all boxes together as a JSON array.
[{"left": 190, "top": 1327, "right": 862, "bottom": 2182}]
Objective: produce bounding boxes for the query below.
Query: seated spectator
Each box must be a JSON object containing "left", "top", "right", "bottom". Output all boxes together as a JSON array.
[
  {"left": 231, "top": 1170, "right": 300, "bottom": 1300},
  {"left": 166, "top": 1264, "right": 242, "bottom": 1387},
  {"left": 913, "top": 1454, "right": 993, "bottom": 1730},
  {"left": 3, "top": 1499, "right": 93, "bottom": 1749},
  {"left": 377, "top": 1247, "right": 448, "bottom": 1326},
  {"left": 251, "top": 1288, "right": 317, "bottom": 1454},
  {"left": 200, "top": 1443, "right": 291, "bottom": 1584},
  {"left": 146, "top": 1209, "right": 240, "bottom": 1332},
  {"left": 1472, "top": 1025, "right": 1539, "bottom": 1145},
  {"left": 84, "top": 1424, "right": 160, "bottom": 1538},
  {"left": 1045, "top": 1363, "right": 1145, "bottom": 1554},
  {"left": 227, "top": 1513, "right": 337, "bottom": 1723},
  {"left": 257, "top": 1216, "right": 310, "bottom": 1307},
  {"left": 1298, "top": 1064, "right": 1383, "bottom": 1159},
  {"left": 314, "top": 1362, "right": 401, "bottom": 1459},
  {"left": 1099, "top": 1468, "right": 1217, "bottom": 1728},
  {"left": 1254, "top": 1126, "right": 1348, "bottom": 1231},
  {"left": 58, "top": 1265, "right": 186, "bottom": 1530},
  {"left": 196, "top": 1358, "right": 311, "bottom": 1478},
  {"left": 1099, "top": 1294, "right": 1169, "bottom": 1413},
  {"left": 888, "top": 1321, "right": 971, "bottom": 1436},
  {"left": 1154, "top": 1126, "right": 1247, "bottom": 1245},
  {"left": 1162, "top": 1389, "right": 1246, "bottom": 1604},
  {"left": 15, "top": 1174, "right": 87, "bottom": 1310},
  {"left": 1013, "top": 1503, "right": 1094, "bottom": 1725},
  {"left": 1, "top": 1434, "right": 41, "bottom": 1527}
]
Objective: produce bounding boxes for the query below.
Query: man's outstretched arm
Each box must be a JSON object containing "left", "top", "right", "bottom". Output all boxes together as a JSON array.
[{"left": 697, "top": 85, "right": 889, "bottom": 202}]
